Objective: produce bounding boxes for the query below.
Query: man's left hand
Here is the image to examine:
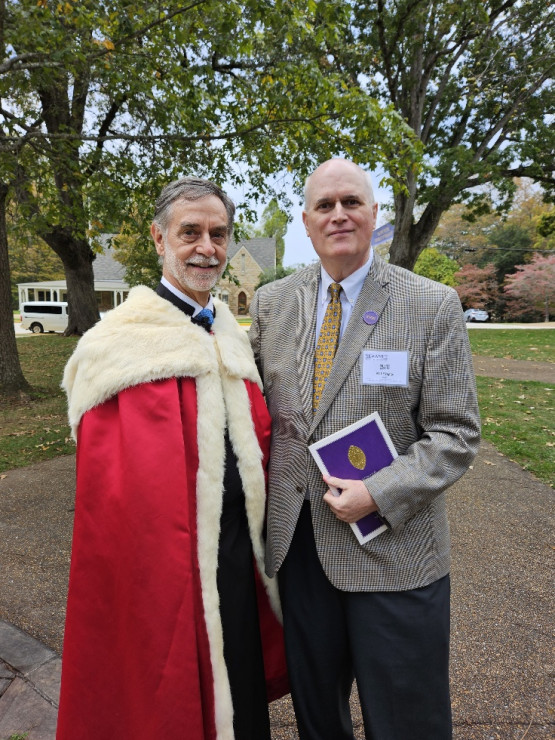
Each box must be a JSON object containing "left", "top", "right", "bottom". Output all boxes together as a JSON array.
[{"left": 322, "top": 474, "right": 378, "bottom": 523}]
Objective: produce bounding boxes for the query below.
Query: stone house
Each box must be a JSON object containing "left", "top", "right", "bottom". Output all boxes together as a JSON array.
[{"left": 215, "top": 237, "right": 276, "bottom": 316}]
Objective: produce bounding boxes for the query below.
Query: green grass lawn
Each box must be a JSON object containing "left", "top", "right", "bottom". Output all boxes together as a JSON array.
[
  {"left": 1, "top": 335, "right": 78, "bottom": 472},
  {"left": 476, "top": 376, "right": 554, "bottom": 485},
  {"left": 468, "top": 328, "right": 554, "bottom": 363},
  {"left": 1, "top": 329, "right": 553, "bottom": 486}
]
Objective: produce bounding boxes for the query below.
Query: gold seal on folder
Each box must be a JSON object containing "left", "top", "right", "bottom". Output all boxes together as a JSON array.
[{"left": 348, "top": 445, "right": 366, "bottom": 471}]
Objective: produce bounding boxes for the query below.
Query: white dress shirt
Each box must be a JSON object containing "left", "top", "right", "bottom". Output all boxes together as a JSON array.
[{"left": 161, "top": 276, "right": 215, "bottom": 316}]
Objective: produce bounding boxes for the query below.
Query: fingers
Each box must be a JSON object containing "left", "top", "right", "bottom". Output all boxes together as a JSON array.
[
  {"left": 323, "top": 473, "right": 345, "bottom": 490},
  {"left": 322, "top": 477, "right": 377, "bottom": 523}
]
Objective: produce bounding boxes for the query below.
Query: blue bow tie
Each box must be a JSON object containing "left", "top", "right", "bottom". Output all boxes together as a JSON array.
[{"left": 193, "top": 308, "right": 214, "bottom": 332}]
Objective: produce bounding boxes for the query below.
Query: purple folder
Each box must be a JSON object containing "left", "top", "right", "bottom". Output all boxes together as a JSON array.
[{"left": 309, "top": 412, "right": 397, "bottom": 544}]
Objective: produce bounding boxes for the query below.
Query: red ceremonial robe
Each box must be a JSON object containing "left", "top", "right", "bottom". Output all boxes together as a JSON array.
[{"left": 56, "top": 287, "right": 287, "bottom": 740}]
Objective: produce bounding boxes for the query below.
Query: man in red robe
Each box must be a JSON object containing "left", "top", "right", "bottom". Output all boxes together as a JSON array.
[{"left": 57, "top": 177, "right": 287, "bottom": 740}]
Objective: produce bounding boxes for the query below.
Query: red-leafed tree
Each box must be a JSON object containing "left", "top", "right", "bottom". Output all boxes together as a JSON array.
[
  {"left": 454, "top": 263, "right": 499, "bottom": 313},
  {"left": 504, "top": 254, "right": 555, "bottom": 322}
]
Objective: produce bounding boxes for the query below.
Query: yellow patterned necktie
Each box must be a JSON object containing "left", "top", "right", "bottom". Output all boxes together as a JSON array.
[{"left": 313, "top": 282, "right": 342, "bottom": 412}]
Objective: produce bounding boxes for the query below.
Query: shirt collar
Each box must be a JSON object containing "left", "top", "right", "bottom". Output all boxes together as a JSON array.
[
  {"left": 161, "top": 276, "right": 214, "bottom": 315},
  {"left": 319, "top": 249, "right": 373, "bottom": 306}
]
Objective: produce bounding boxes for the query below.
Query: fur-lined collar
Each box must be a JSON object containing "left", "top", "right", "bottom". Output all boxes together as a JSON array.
[{"left": 63, "top": 285, "right": 261, "bottom": 436}]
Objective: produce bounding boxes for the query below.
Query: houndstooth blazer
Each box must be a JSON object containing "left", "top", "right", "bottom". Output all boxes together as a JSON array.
[{"left": 249, "top": 255, "right": 481, "bottom": 592}]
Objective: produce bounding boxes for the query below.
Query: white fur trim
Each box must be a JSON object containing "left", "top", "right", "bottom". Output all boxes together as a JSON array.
[
  {"left": 196, "top": 372, "right": 281, "bottom": 739},
  {"left": 64, "top": 285, "right": 277, "bottom": 738},
  {"left": 195, "top": 372, "right": 234, "bottom": 739},
  {"left": 63, "top": 286, "right": 261, "bottom": 438}
]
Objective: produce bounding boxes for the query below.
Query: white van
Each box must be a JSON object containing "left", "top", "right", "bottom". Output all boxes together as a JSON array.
[{"left": 20, "top": 301, "right": 69, "bottom": 334}]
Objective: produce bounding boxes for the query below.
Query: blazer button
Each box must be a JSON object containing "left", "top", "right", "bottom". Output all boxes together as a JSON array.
[{"left": 296, "top": 485, "right": 304, "bottom": 493}]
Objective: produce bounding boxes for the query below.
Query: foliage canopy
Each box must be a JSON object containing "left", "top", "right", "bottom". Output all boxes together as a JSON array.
[
  {"left": 311, "top": 0, "right": 555, "bottom": 268},
  {"left": 1, "top": 0, "right": 414, "bottom": 331}
]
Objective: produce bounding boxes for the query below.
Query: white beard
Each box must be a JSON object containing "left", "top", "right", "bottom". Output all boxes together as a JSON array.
[{"left": 163, "top": 240, "right": 225, "bottom": 294}]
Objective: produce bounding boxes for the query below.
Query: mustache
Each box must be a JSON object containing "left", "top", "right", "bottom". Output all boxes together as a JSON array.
[{"left": 186, "top": 257, "right": 221, "bottom": 267}]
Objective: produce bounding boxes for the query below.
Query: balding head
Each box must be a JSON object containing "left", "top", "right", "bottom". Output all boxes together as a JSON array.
[{"left": 304, "top": 159, "right": 375, "bottom": 210}]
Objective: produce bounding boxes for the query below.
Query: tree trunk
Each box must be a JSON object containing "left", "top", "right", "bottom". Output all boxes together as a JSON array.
[
  {"left": 42, "top": 229, "right": 100, "bottom": 335},
  {"left": 389, "top": 225, "right": 416, "bottom": 270},
  {"left": 390, "top": 188, "right": 420, "bottom": 270},
  {"left": 62, "top": 253, "right": 99, "bottom": 336},
  {"left": 389, "top": 186, "right": 453, "bottom": 271},
  {"left": 0, "top": 182, "right": 32, "bottom": 398}
]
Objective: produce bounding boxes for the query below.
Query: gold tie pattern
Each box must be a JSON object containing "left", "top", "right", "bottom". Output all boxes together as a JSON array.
[{"left": 313, "top": 282, "right": 342, "bottom": 412}]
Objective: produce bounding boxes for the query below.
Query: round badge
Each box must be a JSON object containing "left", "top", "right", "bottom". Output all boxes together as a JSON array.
[{"left": 363, "top": 311, "right": 379, "bottom": 325}]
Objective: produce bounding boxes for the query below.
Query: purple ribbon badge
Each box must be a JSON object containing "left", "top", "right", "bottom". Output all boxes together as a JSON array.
[{"left": 363, "top": 311, "right": 379, "bottom": 325}]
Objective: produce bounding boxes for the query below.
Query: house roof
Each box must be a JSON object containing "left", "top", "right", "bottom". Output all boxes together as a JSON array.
[
  {"left": 92, "top": 235, "right": 126, "bottom": 282},
  {"left": 227, "top": 238, "right": 276, "bottom": 272},
  {"left": 92, "top": 249, "right": 126, "bottom": 282}
]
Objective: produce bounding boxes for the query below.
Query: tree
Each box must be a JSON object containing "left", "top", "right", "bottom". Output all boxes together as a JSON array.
[
  {"left": 431, "top": 204, "right": 496, "bottom": 264},
  {"left": 504, "top": 253, "right": 555, "bottom": 322},
  {"left": 0, "top": 181, "right": 31, "bottom": 398},
  {"left": 485, "top": 222, "right": 532, "bottom": 283},
  {"left": 111, "top": 230, "right": 160, "bottom": 290},
  {"left": 3, "top": 1, "right": 412, "bottom": 333},
  {"left": 255, "top": 264, "right": 299, "bottom": 289},
  {"left": 1, "top": 0, "right": 414, "bottom": 396},
  {"left": 249, "top": 199, "right": 289, "bottom": 268},
  {"left": 432, "top": 181, "right": 555, "bottom": 267},
  {"left": 312, "top": 0, "right": 555, "bottom": 269},
  {"left": 0, "top": 20, "right": 36, "bottom": 398},
  {"left": 454, "top": 263, "right": 499, "bottom": 312},
  {"left": 413, "top": 247, "right": 459, "bottom": 286},
  {"left": 537, "top": 211, "right": 555, "bottom": 238},
  {"left": 505, "top": 179, "right": 555, "bottom": 254}
]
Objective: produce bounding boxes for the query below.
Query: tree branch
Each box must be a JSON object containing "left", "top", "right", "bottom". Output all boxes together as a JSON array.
[
  {"left": 83, "top": 97, "right": 127, "bottom": 178},
  {"left": 0, "top": 51, "right": 64, "bottom": 75},
  {"left": 473, "top": 69, "right": 554, "bottom": 162},
  {"left": 1, "top": 2, "right": 209, "bottom": 77},
  {"left": 2, "top": 109, "right": 342, "bottom": 146},
  {"left": 499, "top": 167, "right": 555, "bottom": 187}
]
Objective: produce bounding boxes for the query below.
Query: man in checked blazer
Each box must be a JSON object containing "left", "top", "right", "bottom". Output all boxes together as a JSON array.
[{"left": 249, "top": 158, "right": 481, "bottom": 740}]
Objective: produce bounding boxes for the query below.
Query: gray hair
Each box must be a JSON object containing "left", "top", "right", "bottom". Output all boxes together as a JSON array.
[{"left": 153, "top": 177, "right": 235, "bottom": 235}]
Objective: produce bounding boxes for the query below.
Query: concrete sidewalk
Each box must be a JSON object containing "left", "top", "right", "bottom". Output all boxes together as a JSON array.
[
  {"left": 1, "top": 441, "right": 553, "bottom": 739},
  {"left": 0, "top": 621, "right": 59, "bottom": 740}
]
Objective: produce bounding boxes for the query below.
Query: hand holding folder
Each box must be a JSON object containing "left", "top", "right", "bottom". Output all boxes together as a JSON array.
[
  {"left": 322, "top": 474, "right": 380, "bottom": 526},
  {"left": 308, "top": 412, "right": 397, "bottom": 544}
]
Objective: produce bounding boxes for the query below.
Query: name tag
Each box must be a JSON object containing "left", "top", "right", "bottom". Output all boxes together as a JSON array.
[{"left": 361, "top": 350, "right": 409, "bottom": 386}]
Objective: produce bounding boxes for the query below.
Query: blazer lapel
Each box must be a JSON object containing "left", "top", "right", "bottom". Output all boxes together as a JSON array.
[{"left": 309, "top": 259, "right": 391, "bottom": 434}]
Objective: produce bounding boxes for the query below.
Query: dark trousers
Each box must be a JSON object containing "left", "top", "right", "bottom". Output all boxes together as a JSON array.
[
  {"left": 279, "top": 501, "right": 452, "bottom": 740},
  {"left": 217, "top": 434, "right": 271, "bottom": 740}
]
